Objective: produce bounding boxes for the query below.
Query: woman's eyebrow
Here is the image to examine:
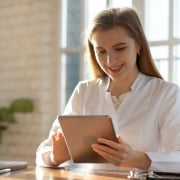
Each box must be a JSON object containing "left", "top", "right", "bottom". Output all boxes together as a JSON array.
[
  {"left": 112, "top": 42, "right": 126, "bottom": 48},
  {"left": 94, "top": 46, "right": 104, "bottom": 50},
  {"left": 94, "top": 42, "right": 127, "bottom": 50}
]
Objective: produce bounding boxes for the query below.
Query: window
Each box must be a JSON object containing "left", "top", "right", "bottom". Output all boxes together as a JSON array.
[
  {"left": 145, "top": 0, "right": 180, "bottom": 83},
  {"left": 58, "top": 0, "right": 180, "bottom": 112}
]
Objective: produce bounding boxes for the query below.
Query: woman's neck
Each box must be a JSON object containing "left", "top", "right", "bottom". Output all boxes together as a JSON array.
[{"left": 108, "top": 71, "right": 139, "bottom": 97}]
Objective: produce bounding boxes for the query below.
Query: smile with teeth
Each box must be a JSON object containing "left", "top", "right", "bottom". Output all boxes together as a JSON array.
[{"left": 108, "top": 64, "right": 123, "bottom": 73}]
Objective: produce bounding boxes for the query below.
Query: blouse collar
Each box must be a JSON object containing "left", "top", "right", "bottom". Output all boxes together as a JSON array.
[{"left": 104, "top": 72, "right": 143, "bottom": 92}]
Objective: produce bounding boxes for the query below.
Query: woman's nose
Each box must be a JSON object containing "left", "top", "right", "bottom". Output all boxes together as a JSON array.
[{"left": 107, "top": 53, "right": 116, "bottom": 65}]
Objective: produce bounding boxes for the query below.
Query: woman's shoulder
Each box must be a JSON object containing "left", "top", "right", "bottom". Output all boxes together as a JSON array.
[
  {"left": 77, "top": 77, "right": 108, "bottom": 88},
  {"left": 141, "top": 73, "right": 180, "bottom": 93}
]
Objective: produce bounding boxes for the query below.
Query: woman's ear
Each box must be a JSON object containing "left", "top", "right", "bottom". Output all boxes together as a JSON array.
[{"left": 136, "top": 40, "right": 142, "bottom": 55}]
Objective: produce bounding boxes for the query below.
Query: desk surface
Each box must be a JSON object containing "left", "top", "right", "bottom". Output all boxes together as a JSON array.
[{"left": 0, "top": 165, "right": 128, "bottom": 180}]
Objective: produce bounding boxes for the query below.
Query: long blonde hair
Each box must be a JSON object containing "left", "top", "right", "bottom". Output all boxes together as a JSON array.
[{"left": 87, "top": 7, "right": 163, "bottom": 79}]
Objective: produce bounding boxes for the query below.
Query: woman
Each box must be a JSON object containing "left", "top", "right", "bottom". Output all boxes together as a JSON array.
[{"left": 36, "top": 7, "right": 180, "bottom": 172}]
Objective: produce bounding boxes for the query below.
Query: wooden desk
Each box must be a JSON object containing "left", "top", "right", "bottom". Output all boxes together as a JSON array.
[{"left": 0, "top": 165, "right": 128, "bottom": 180}]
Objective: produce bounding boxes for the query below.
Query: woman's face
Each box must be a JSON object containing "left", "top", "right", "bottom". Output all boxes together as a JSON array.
[{"left": 91, "top": 26, "right": 140, "bottom": 81}]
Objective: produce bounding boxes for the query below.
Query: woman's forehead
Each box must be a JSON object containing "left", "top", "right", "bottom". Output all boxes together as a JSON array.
[{"left": 90, "top": 26, "right": 133, "bottom": 47}]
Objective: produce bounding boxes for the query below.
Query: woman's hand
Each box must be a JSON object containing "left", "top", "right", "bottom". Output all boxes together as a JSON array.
[
  {"left": 50, "top": 132, "right": 71, "bottom": 165},
  {"left": 92, "top": 136, "right": 151, "bottom": 170}
]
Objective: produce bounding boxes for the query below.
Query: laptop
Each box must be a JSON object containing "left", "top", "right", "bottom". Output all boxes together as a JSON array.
[
  {"left": 58, "top": 115, "right": 117, "bottom": 163},
  {"left": 0, "top": 160, "right": 28, "bottom": 171}
]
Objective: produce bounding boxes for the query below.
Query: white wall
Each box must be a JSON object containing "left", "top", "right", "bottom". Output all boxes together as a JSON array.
[{"left": 0, "top": 0, "right": 60, "bottom": 164}]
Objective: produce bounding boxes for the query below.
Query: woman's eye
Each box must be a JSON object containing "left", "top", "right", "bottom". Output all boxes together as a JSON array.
[
  {"left": 115, "top": 47, "right": 126, "bottom": 51},
  {"left": 96, "top": 50, "right": 106, "bottom": 55}
]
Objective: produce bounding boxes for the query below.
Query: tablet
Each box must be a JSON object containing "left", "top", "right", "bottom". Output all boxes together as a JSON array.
[{"left": 58, "top": 115, "right": 117, "bottom": 163}]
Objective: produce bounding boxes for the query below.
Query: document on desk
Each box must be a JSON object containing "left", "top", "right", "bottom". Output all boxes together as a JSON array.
[{"left": 128, "top": 171, "right": 180, "bottom": 179}]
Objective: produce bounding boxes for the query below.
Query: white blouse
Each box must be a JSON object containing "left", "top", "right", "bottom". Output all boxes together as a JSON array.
[{"left": 36, "top": 73, "right": 180, "bottom": 172}]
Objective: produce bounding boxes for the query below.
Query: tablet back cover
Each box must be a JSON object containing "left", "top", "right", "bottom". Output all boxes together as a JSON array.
[{"left": 59, "top": 115, "right": 117, "bottom": 163}]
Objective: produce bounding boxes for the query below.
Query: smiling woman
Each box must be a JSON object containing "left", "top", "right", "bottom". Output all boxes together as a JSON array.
[
  {"left": 87, "top": 7, "right": 162, "bottom": 81},
  {"left": 58, "top": 0, "right": 180, "bottom": 113},
  {"left": 58, "top": 0, "right": 134, "bottom": 111},
  {"left": 36, "top": 7, "right": 180, "bottom": 173},
  {"left": 90, "top": 27, "right": 140, "bottom": 89}
]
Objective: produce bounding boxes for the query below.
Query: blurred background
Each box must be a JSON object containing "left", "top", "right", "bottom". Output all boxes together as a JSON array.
[{"left": 0, "top": 0, "right": 179, "bottom": 164}]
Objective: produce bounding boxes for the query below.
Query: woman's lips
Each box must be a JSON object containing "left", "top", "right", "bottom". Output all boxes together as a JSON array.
[{"left": 108, "top": 64, "right": 123, "bottom": 73}]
